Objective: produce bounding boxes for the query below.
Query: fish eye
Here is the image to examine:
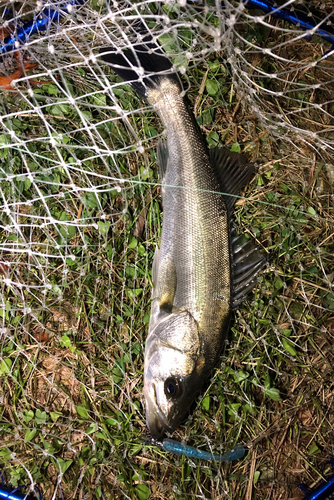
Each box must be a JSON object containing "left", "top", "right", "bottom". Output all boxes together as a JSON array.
[{"left": 164, "top": 377, "right": 183, "bottom": 399}]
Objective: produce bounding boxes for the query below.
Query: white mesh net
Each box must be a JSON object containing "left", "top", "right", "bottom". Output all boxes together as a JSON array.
[{"left": 0, "top": 1, "right": 334, "bottom": 498}]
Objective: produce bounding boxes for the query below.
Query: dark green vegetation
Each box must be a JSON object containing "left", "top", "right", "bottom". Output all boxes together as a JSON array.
[{"left": 0, "top": 1, "right": 333, "bottom": 498}]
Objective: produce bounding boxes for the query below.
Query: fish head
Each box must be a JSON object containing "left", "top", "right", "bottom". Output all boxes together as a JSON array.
[{"left": 144, "top": 309, "right": 207, "bottom": 438}]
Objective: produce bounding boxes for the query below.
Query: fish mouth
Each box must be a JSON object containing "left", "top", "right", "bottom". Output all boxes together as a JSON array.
[
  {"left": 145, "top": 381, "right": 175, "bottom": 438},
  {"left": 146, "top": 407, "right": 174, "bottom": 439}
]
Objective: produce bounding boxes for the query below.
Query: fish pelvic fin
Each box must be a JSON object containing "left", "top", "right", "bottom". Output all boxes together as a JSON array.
[
  {"left": 230, "top": 229, "right": 267, "bottom": 310},
  {"left": 157, "top": 139, "right": 169, "bottom": 181},
  {"left": 151, "top": 247, "right": 177, "bottom": 311},
  {"left": 209, "top": 146, "right": 255, "bottom": 213},
  {"left": 99, "top": 42, "right": 180, "bottom": 100}
]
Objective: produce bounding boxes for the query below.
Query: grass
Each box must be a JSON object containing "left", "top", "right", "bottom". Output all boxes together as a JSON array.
[{"left": 0, "top": 1, "right": 334, "bottom": 499}]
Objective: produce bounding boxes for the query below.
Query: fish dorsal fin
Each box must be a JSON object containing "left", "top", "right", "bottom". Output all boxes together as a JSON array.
[
  {"left": 209, "top": 146, "right": 255, "bottom": 213},
  {"left": 230, "top": 228, "right": 267, "bottom": 310}
]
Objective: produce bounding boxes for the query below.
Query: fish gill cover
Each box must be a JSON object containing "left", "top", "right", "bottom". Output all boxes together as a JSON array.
[{"left": 0, "top": 0, "right": 333, "bottom": 499}]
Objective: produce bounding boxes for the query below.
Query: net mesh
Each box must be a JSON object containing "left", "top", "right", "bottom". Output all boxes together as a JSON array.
[{"left": 0, "top": 1, "right": 333, "bottom": 498}]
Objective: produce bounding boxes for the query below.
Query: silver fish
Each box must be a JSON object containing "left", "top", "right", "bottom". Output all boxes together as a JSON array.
[{"left": 100, "top": 43, "right": 266, "bottom": 438}]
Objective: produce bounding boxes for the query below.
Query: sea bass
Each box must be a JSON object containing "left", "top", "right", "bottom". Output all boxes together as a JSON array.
[{"left": 100, "top": 43, "right": 266, "bottom": 438}]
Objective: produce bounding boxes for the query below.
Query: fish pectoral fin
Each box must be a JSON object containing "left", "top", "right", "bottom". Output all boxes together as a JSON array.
[
  {"left": 231, "top": 228, "right": 267, "bottom": 310},
  {"left": 152, "top": 248, "right": 177, "bottom": 311},
  {"left": 209, "top": 146, "right": 254, "bottom": 212}
]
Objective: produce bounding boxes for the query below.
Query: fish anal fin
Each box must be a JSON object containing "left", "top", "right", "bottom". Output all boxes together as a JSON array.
[
  {"left": 231, "top": 229, "right": 267, "bottom": 310},
  {"left": 209, "top": 146, "right": 255, "bottom": 212}
]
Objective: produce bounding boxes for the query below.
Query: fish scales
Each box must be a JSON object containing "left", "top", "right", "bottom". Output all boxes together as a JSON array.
[
  {"left": 148, "top": 79, "right": 231, "bottom": 345},
  {"left": 100, "top": 42, "right": 267, "bottom": 438}
]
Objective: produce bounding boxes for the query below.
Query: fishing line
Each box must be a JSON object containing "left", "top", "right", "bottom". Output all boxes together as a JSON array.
[{"left": 4, "top": 145, "right": 329, "bottom": 224}]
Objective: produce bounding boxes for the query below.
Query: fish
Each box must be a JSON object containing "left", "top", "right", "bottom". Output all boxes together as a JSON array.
[{"left": 100, "top": 42, "right": 267, "bottom": 438}]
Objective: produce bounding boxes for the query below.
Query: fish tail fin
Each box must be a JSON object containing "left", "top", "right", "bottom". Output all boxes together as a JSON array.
[{"left": 99, "top": 42, "right": 180, "bottom": 100}]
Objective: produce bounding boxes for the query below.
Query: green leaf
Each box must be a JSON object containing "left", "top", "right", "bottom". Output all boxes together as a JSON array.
[
  {"left": 129, "top": 443, "right": 143, "bottom": 456},
  {"left": 208, "top": 59, "right": 221, "bottom": 71},
  {"left": 25, "top": 428, "right": 38, "bottom": 442},
  {"left": 135, "top": 484, "right": 151, "bottom": 500},
  {"left": 58, "top": 458, "right": 73, "bottom": 474},
  {"left": 60, "top": 335, "right": 72, "bottom": 348},
  {"left": 96, "top": 431, "right": 110, "bottom": 442},
  {"left": 111, "top": 364, "right": 124, "bottom": 384},
  {"left": 263, "top": 373, "right": 270, "bottom": 389},
  {"left": 138, "top": 243, "right": 146, "bottom": 257},
  {"left": 81, "top": 110, "right": 93, "bottom": 122},
  {"left": 50, "top": 104, "right": 71, "bottom": 115},
  {"left": 206, "top": 79, "right": 219, "bottom": 95},
  {"left": 282, "top": 338, "right": 297, "bottom": 357},
  {"left": 44, "top": 84, "right": 58, "bottom": 96},
  {"left": 22, "top": 410, "right": 34, "bottom": 423},
  {"left": 0, "top": 358, "right": 12, "bottom": 375},
  {"left": 144, "top": 125, "right": 158, "bottom": 137},
  {"left": 50, "top": 411, "right": 62, "bottom": 422},
  {"left": 24, "top": 177, "right": 32, "bottom": 191},
  {"left": 264, "top": 387, "right": 281, "bottom": 401},
  {"left": 76, "top": 406, "right": 89, "bottom": 419},
  {"left": 92, "top": 93, "right": 106, "bottom": 106},
  {"left": 235, "top": 370, "right": 249, "bottom": 383},
  {"left": 202, "top": 396, "right": 210, "bottom": 411},
  {"left": 84, "top": 192, "right": 101, "bottom": 210},
  {"left": 86, "top": 423, "right": 98, "bottom": 434},
  {"left": 97, "top": 221, "right": 111, "bottom": 236},
  {"left": 128, "top": 237, "right": 138, "bottom": 250},
  {"left": 242, "top": 403, "right": 257, "bottom": 415},
  {"left": 51, "top": 284, "right": 62, "bottom": 296},
  {"left": 106, "top": 418, "right": 120, "bottom": 427},
  {"left": 201, "top": 108, "right": 214, "bottom": 125},
  {"left": 60, "top": 223, "right": 77, "bottom": 241},
  {"left": 0, "top": 449, "right": 11, "bottom": 461},
  {"left": 306, "top": 266, "right": 318, "bottom": 275},
  {"left": 207, "top": 131, "right": 219, "bottom": 148},
  {"left": 230, "top": 143, "right": 241, "bottom": 153},
  {"left": 125, "top": 266, "right": 136, "bottom": 279},
  {"left": 307, "top": 206, "right": 316, "bottom": 216},
  {"left": 35, "top": 409, "right": 48, "bottom": 425},
  {"left": 309, "top": 442, "right": 320, "bottom": 455},
  {"left": 254, "top": 471, "right": 261, "bottom": 485},
  {"left": 274, "top": 277, "right": 284, "bottom": 290}
]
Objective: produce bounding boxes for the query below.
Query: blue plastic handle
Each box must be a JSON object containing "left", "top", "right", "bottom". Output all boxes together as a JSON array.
[
  {"left": 0, "top": 0, "right": 84, "bottom": 55},
  {"left": 0, "top": 484, "right": 37, "bottom": 500},
  {"left": 244, "top": 0, "right": 334, "bottom": 46},
  {"left": 301, "top": 471, "right": 334, "bottom": 500}
]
